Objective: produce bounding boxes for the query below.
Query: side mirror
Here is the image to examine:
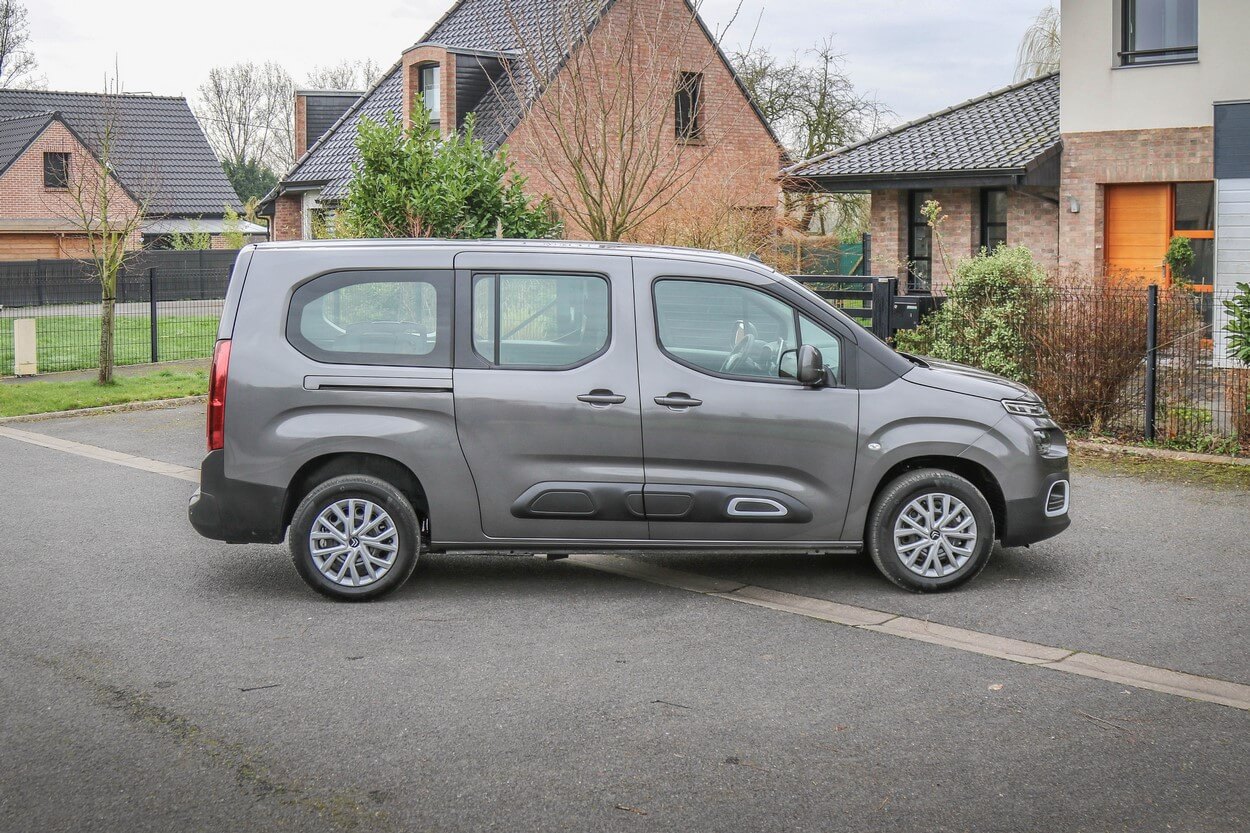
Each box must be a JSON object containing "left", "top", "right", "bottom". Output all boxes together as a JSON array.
[{"left": 796, "top": 344, "right": 824, "bottom": 386}]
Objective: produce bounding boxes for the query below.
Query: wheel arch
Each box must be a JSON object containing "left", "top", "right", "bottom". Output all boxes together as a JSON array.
[
  {"left": 284, "top": 452, "right": 430, "bottom": 534},
  {"left": 862, "top": 455, "right": 1006, "bottom": 541}
]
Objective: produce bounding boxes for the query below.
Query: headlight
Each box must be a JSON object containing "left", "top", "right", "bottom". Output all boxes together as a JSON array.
[{"left": 1002, "top": 398, "right": 1048, "bottom": 418}]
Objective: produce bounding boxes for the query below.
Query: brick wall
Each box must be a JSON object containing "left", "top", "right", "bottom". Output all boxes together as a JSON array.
[
  {"left": 868, "top": 191, "right": 904, "bottom": 281},
  {"left": 1008, "top": 187, "right": 1060, "bottom": 272},
  {"left": 1059, "top": 126, "right": 1213, "bottom": 274},
  {"left": 503, "top": 0, "right": 782, "bottom": 239},
  {"left": 0, "top": 119, "right": 141, "bottom": 259},
  {"left": 273, "top": 194, "right": 303, "bottom": 241},
  {"left": 294, "top": 94, "right": 309, "bottom": 159}
]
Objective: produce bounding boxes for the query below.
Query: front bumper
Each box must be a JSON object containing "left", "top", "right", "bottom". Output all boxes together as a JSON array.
[
  {"left": 188, "top": 450, "right": 286, "bottom": 544},
  {"left": 1000, "top": 467, "right": 1071, "bottom": 547}
]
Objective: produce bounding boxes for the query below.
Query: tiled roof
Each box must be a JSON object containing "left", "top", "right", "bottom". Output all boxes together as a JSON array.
[
  {"left": 0, "top": 89, "right": 241, "bottom": 216},
  {"left": 785, "top": 73, "right": 1060, "bottom": 182},
  {"left": 0, "top": 111, "right": 56, "bottom": 175}
]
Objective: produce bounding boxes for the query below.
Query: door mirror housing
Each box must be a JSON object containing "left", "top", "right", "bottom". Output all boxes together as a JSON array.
[{"left": 796, "top": 344, "right": 825, "bottom": 387}]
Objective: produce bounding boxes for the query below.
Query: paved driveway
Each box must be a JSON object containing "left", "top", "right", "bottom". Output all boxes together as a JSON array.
[{"left": 1, "top": 404, "right": 1247, "bottom": 833}]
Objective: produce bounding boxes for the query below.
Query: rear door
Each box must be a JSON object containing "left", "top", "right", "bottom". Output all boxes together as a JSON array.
[
  {"left": 633, "top": 257, "right": 859, "bottom": 544},
  {"left": 452, "top": 251, "right": 647, "bottom": 542}
]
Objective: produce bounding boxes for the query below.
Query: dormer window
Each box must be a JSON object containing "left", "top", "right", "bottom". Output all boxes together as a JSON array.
[
  {"left": 1120, "top": 0, "right": 1198, "bottom": 66},
  {"left": 43, "top": 152, "right": 70, "bottom": 188},
  {"left": 419, "top": 64, "right": 441, "bottom": 129}
]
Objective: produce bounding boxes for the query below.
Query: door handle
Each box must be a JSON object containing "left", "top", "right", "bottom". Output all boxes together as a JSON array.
[
  {"left": 577, "top": 390, "right": 627, "bottom": 406},
  {"left": 654, "top": 393, "right": 703, "bottom": 409}
]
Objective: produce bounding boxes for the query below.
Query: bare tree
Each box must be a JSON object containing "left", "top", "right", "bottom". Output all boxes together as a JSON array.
[
  {"left": 735, "top": 38, "right": 889, "bottom": 234},
  {"left": 52, "top": 78, "right": 150, "bottom": 384},
  {"left": 1014, "top": 4, "right": 1060, "bottom": 82},
  {"left": 195, "top": 61, "right": 294, "bottom": 173},
  {"left": 496, "top": 0, "right": 734, "bottom": 241},
  {"left": 305, "top": 58, "right": 385, "bottom": 90},
  {"left": 0, "top": 0, "right": 43, "bottom": 89}
]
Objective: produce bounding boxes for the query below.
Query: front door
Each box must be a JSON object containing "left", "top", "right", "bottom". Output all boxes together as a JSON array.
[
  {"left": 633, "top": 258, "right": 859, "bottom": 544},
  {"left": 1105, "top": 183, "right": 1171, "bottom": 283},
  {"left": 452, "top": 251, "right": 647, "bottom": 542}
]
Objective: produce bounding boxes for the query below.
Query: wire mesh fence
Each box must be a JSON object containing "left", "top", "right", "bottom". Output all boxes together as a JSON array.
[
  {"left": 0, "top": 252, "right": 234, "bottom": 376},
  {"left": 899, "top": 283, "right": 1250, "bottom": 454}
]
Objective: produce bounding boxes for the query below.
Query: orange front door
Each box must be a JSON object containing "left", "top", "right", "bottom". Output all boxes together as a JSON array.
[{"left": 1105, "top": 184, "right": 1171, "bottom": 283}]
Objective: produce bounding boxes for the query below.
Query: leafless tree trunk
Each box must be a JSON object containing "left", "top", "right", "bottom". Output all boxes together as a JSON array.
[
  {"left": 52, "top": 77, "right": 149, "bottom": 385},
  {"left": 497, "top": 0, "right": 732, "bottom": 241}
]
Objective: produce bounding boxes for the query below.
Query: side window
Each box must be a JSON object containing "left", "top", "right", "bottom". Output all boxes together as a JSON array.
[
  {"left": 654, "top": 279, "right": 797, "bottom": 380},
  {"left": 798, "top": 315, "right": 842, "bottom": 381},
  {"left": 472, "top": 272, "right": 610, "bottom": 368},
  {"left": 286, "top": 270, "right": 451, "bottom": 367}
]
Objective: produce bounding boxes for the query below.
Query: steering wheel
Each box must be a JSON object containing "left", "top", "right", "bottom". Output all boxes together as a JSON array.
[{"left": 721, "top": 333, "right": 756, "bottom": 373}]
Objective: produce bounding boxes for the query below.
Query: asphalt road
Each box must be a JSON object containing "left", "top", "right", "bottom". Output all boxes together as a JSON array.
[{"left": 1, "top": 404, "right": 1248, "bottom": 833}]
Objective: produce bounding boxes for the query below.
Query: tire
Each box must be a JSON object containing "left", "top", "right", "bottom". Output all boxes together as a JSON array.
[
  {"left": 865, "top": 468, "right": 995, "bottom": 593},
  {"left": 290, "top": 474, "right": 421, "bottom": 601}
]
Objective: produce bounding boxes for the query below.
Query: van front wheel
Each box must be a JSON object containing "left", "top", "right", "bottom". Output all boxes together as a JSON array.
[
  {"left": 866, "top": 469, "right": 995, "bottom": 593},
  {"left": 290, "top": 475, "right": 421, "bottom": 601}
]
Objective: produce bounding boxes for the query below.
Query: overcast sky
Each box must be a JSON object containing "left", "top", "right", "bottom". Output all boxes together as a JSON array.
[{"left": 28, "top": 0, "right": 1048, "bottom": 127}]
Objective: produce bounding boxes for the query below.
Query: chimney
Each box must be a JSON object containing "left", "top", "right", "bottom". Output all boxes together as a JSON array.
[{"left": 294, "top": 89, "right": 365, "bottom": 159}]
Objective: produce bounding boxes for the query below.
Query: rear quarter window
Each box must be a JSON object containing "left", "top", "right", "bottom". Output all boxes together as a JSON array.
[{"left": 286, "top": 270, "right": 452, "bottom": 367}]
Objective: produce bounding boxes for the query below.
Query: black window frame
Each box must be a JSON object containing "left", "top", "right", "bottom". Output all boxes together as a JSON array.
[
  {"left": 907, "top": 190, "right": 933, "bottom": 293},
  {"left": 469, "top": 271, "right": 612, "bottom": 372},
  {"left": 980, "top": 188, "right": 1008, "bottom": 251},
  {"left": 1120, "top": 0, "right": 1198, "bottom": 66},
  {"left": 652, "top": 276, "right": 844, "bottom": 387},
  {"left": 674, "top": 71, "right": 704, "bottom": 141},
  {"left": 285, "top": 268, "right": 454, "bottom": 368},
  {"left": 43, "top": 151, "right": 70, "bottom": 189}
]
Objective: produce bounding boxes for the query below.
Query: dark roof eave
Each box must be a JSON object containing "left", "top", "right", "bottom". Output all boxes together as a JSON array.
[{"left": 788, "top": 168, "right": 1033, "bottom": 192}]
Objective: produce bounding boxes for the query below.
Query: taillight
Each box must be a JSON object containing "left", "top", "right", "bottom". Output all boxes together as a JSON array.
[{"left": 207, "top": 339, "right": 231, "bottom": 451}]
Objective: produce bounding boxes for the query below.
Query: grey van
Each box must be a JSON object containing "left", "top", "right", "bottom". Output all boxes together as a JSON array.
[{"left": 189, "top": 240, "right": 1070, "bottom": 600}]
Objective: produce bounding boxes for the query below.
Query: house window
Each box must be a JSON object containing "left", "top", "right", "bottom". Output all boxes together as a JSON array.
[
  {"left": 1121, "top": 0, "right": 1198, "bottom": 66},
  {"left": 981, "top": 188, "right": 1008, "bottom": 251},
  {"left": 418, "top": 64, "right": 440, "bottom": 128},
  {"left": 674, "top": 72, "right": 703, "bottom": 140},
  {"left": 907, "top": 190, "right": 933, "bottom": 292},
  {"left": 43, "top": 152, "right": 70, "bottom": 188}
]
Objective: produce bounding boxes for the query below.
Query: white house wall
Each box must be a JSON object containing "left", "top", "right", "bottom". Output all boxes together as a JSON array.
[{"left": 1215, "top": 178, "right": 1250, "bottom": 367}]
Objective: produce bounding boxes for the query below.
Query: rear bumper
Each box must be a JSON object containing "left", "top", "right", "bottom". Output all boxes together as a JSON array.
[
  {"left": 1000, "top": 466, "right": 1071, "bottom": 547},
  {"left": 188, "top": 450, "right": 286, "bottom": 544}
]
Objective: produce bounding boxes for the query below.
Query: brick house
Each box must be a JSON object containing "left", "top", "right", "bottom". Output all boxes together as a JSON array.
[
  {"left": 785, "top": 0, "right": 1250, "bottom": 318},
  {"left": 260, "top": 0, "right": 783, "bottom": 240},
  {"left": 0, "top": 89, "right": 263, "bottom": 260}
]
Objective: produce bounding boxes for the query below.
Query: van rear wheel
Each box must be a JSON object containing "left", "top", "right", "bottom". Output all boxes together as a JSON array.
[
  {"left": 866, "top": 469, "right": 995, "bottom": 593},
  {"left": 290, "top": 474, "right": 420, "bottom": 601}
]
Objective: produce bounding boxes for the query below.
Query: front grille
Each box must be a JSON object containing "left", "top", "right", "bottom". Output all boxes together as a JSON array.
[{"left": 1045, "top": 480, "right": 1069, "bottom": 517}]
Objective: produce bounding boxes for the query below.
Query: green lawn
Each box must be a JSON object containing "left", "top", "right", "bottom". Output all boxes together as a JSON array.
[
  {"left": 0, "top": 315, "right": 218, "bottom": 375},
  {"left": 0, "top": 370, "right": 208, "bottom": 417}
]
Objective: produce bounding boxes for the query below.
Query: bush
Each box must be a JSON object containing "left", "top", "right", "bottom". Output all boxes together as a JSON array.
[
  {"left": 339, "top": 109, "right": 561, "bottom": 240},
  {"left": 893, "top": 245, "right": 1049, "bottom": 381}
]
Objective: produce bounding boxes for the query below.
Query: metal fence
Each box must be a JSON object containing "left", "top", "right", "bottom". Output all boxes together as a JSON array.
[
  {"left": 0, "top": 251, "right": 236, "bottom": 376},
  {"left": 896, "top": 283, "right": 1249, "bottom": 453}
]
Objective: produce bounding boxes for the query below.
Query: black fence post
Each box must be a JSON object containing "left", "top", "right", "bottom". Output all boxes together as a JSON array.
[
  {"left": 148, "top": 267, "right": 159, "bottom": 364},
  {"left": 871, "top": 277, "right": 894, "bottom": 340},
  {"left": 1144, "top": 283, "right": 1158, "bottom": 442},
  {"left": 861, "top": 232, "right": 872, "bottom": 277}
]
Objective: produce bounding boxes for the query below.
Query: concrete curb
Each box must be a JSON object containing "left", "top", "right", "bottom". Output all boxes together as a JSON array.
[
  {"left": 1071, "top": 438, "right": 1250, "bottom": 467},
  {"left": 0, "top": 395, "right": 206, "bottom": 425}
]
